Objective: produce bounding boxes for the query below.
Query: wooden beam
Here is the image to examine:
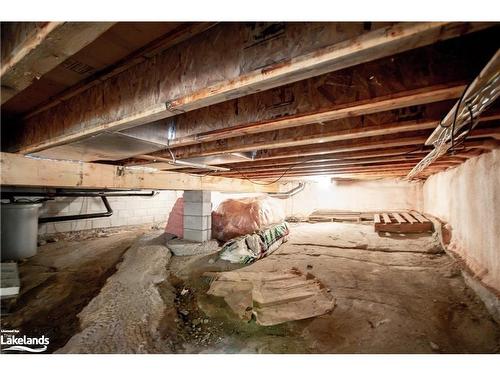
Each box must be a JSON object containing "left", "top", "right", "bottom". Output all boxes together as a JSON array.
[
  {"left": 141, "top": 28, "right": 498, "bottom": 156},
  {"left": 175, "top": 154, "right": 430, "bottom": 174},
  {"left": 1, "top": 22, "right": 115, "bottom": 104},
  {"left": 255, "top": 133, "right": 430, "bottom": 161},
  {"left": 11, "top": 22, "right": 492, "bottom": 153},
  {"left": 171, "top": 84, "right": 465, "bottom": 151},
  {"left": 23, "top": 23, "right": 218, "bottom": 119},
  {"left": 143, "top": 135, "right": 495, "bottom": 177},
  {"left": 0, "top": 152, "right": 278, "bottom": 193},
  {"left": 253, "top": 127, "right": 500, "bottom": 161},
  {"left": 130, "top": 146, "right": 429, "bottom": 170},
  {"left": 215, "top": 158, "right": 463, "bottom": 176},
  {"left": 153, "top": 136, "right": 496, "bottom": 179},
  {"left": 174, "top": 119, "right": 439, "bottom": 159},
  {"left": 171, "top": 109, "right": 500, "bottom": 159},
  {"left": 218, "top": 162, "right": 457, "bottom": 178}
]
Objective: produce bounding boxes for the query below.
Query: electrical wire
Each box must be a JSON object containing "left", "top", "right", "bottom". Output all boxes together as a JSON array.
[
  {"left": 449, "top": 84, "right": 471, "bottom": 153},
  {"left": 229, "top": 162, "right": 309, "bottom": 185},
  {"left": 438, "top": 86, "right": 466, "bottom": 130},
  {"left": 167, "top": 147, "right": 176, "bottom": 163},
  {"left": 227, "top": 146, "right": 429, "bottom": 185},
  {"left": 449, "top": 102, "right": 477, "bottom": 152}
]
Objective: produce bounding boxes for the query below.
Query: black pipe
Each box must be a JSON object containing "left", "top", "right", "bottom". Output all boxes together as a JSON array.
[
  {"left": 1, "top": 190, "right": 157, "bottom": 198},
  {"left": 39, "top": 196, "right": 113, "bottom": 223},
  {"left": 0, "top": 190, "right": 157, "bottom": 223}
]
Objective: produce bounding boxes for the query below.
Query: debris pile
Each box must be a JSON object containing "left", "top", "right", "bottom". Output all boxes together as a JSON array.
[
  {"left": 212, "top": 197, "right": 285, "bottom": 241},
  {"left": 206, "top": 268, "right": 335, "bottom": 326},
  {"left": 219, "top": 222, "right": 290, "bottom": 264}
]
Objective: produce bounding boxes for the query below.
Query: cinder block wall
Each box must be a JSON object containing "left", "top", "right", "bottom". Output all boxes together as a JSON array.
[
  {"left": 280, "top": 178, "right": 424, "bottom": 218},
  {"left": 38, "top": 190, "right": 182, "bottom": 235}
]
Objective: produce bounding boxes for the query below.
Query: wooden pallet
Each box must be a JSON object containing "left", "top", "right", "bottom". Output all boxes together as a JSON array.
[
  {"left": 308, "top": 210, "right": 373, "bottom": 223},
  {"left": 374, "top": 211, "right": 433, "bottom": 233}
]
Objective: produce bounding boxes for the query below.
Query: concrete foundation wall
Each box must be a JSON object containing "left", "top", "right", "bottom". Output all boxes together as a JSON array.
[
  {"left": 38, "top": 191, "right": 182, "bottom": 235},
  {"left": 423, "top": 149, "right": 500, "bottom": 294},
  {"left": 280, "top": 178, "right": 423, "bottom": 218}
]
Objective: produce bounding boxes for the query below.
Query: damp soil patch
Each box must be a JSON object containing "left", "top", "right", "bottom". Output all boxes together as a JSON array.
[
  {"left": 1, "top": 233, "right": 138, "bottom": 353},
  {"left": 158, "top": 271, "right": 312, "bottom": 353}
]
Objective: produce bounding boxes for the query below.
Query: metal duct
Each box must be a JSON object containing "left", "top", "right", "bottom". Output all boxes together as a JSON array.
[{"left": 268, "top": 182, "right": 305, "bottom": 199}]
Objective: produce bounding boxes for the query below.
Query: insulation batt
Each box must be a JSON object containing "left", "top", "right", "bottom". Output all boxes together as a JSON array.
[
  {"left": 164, "top": 198, "right": 183, "bottom": 238},
  {"left": 212, "top": 196, "right": 285, "bottom": 241}
]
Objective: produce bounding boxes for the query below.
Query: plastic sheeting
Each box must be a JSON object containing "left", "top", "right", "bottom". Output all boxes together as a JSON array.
[
  {"left": 212, "top": 196, "right": 285, "bottom": 241},
  {"left": 207, "top": 268, "right": 335, "bottom": 326}
]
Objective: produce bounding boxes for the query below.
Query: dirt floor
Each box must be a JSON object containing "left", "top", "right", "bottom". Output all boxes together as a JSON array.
[
  {"left": 2, "top": 222, "right": 499, "bottom": 354},
  {"left": 1, "top": 228, "right": 144, "bottom": 353}
]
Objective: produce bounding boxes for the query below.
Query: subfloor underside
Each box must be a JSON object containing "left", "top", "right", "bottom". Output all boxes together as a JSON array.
[{"left": 2, "top": 222, "right": 499, "bottom": 353}]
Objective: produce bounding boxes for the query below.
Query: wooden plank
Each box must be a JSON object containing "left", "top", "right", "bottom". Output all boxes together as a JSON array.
[
  {"left": 0, "top": 152, "right": 278, "bottom": 193},
  {"left": 401, "top": 212, "right": 417, "bottom": 224},
  {"left": 374, "top": 211, "right": 434, "bottom": 233},
  {"left": 1, "top": 263, "right": 20, "bottom": 298},
  {"left": 127, "top": 138, "right": 498, "bottom": 172},
  {"left": 410, "top": 212, "right": 430, "bottom": 223},
  {"left": 1, "top": 22, "right": 115, "bottom": 104},
  {"left": 11, "top": 22, "right": 492, "bottom": 154},
  {"left": 232, "top": 127, "right": 500, "bottom": 163},
  {"left": 219, "top": 165, "right": 456, "bottom": 179},
  {"left": 382, "top": 213, "right": 391, "bottom": 224},
  {"left": 392, "top": 213, "right": 406, "bottom": 224},
  {"left": 139, "top": 30, "right": 497, "bottom": 157},
  {"left": 24, "top": 22, "right": 217, "bottom": 119},
  {"left": 164, "top": 84, "right": 464, "bottom": 155},
  {"left": 165, "top": 110, "right": 499, "bottom": 160},
  {"left": 216, "top": 158, "right": 460, "bottom": 177},
  {"left": 214, "top": 158, "right": 463, "bottom": 176},
  {"left": 169, "top": 154, "right": 429, "bottom": 174},
  {"left": 375, "top": 222, "right": 433, "bottom": 233}
]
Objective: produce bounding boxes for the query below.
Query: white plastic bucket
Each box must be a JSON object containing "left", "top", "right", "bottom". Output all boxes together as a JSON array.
[{"left": 1, "top": 202, "right": 42, "bottom": 261}]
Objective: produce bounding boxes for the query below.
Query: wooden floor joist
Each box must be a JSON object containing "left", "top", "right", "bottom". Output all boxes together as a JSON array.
[
  {"left": 22, "top": 23, "right": 218, "bottom": 119},
  {"left": 218, "top": 163, "right": 457, "bottom": 179},
  {"left": 0, "top": 152, "right": 278, "bottom": 193},
  {"left": 162, "top": 84, "right": 465, "bottom": 158},
  {"left": 167, "top": 111, "right": 500, "bottom": 160},
  {"left": 1, "top": 22, "right": 115, "bottom": 104},
  {"left": 214, "top": 159, "right": 463, "bottom": 177},
  {"left": 10, "top": 22, "right": 492, "bottom": 154},
  {"left": 251, "top": 127, "right": 499, "bottom": 162},
  {"left": 144, "top": 147, "right": 430, "bottom": 172}
]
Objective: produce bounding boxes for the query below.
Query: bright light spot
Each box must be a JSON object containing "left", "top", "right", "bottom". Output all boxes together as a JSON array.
[{"left": 308, "top": 175, "right": 331, "bottom": 188}]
